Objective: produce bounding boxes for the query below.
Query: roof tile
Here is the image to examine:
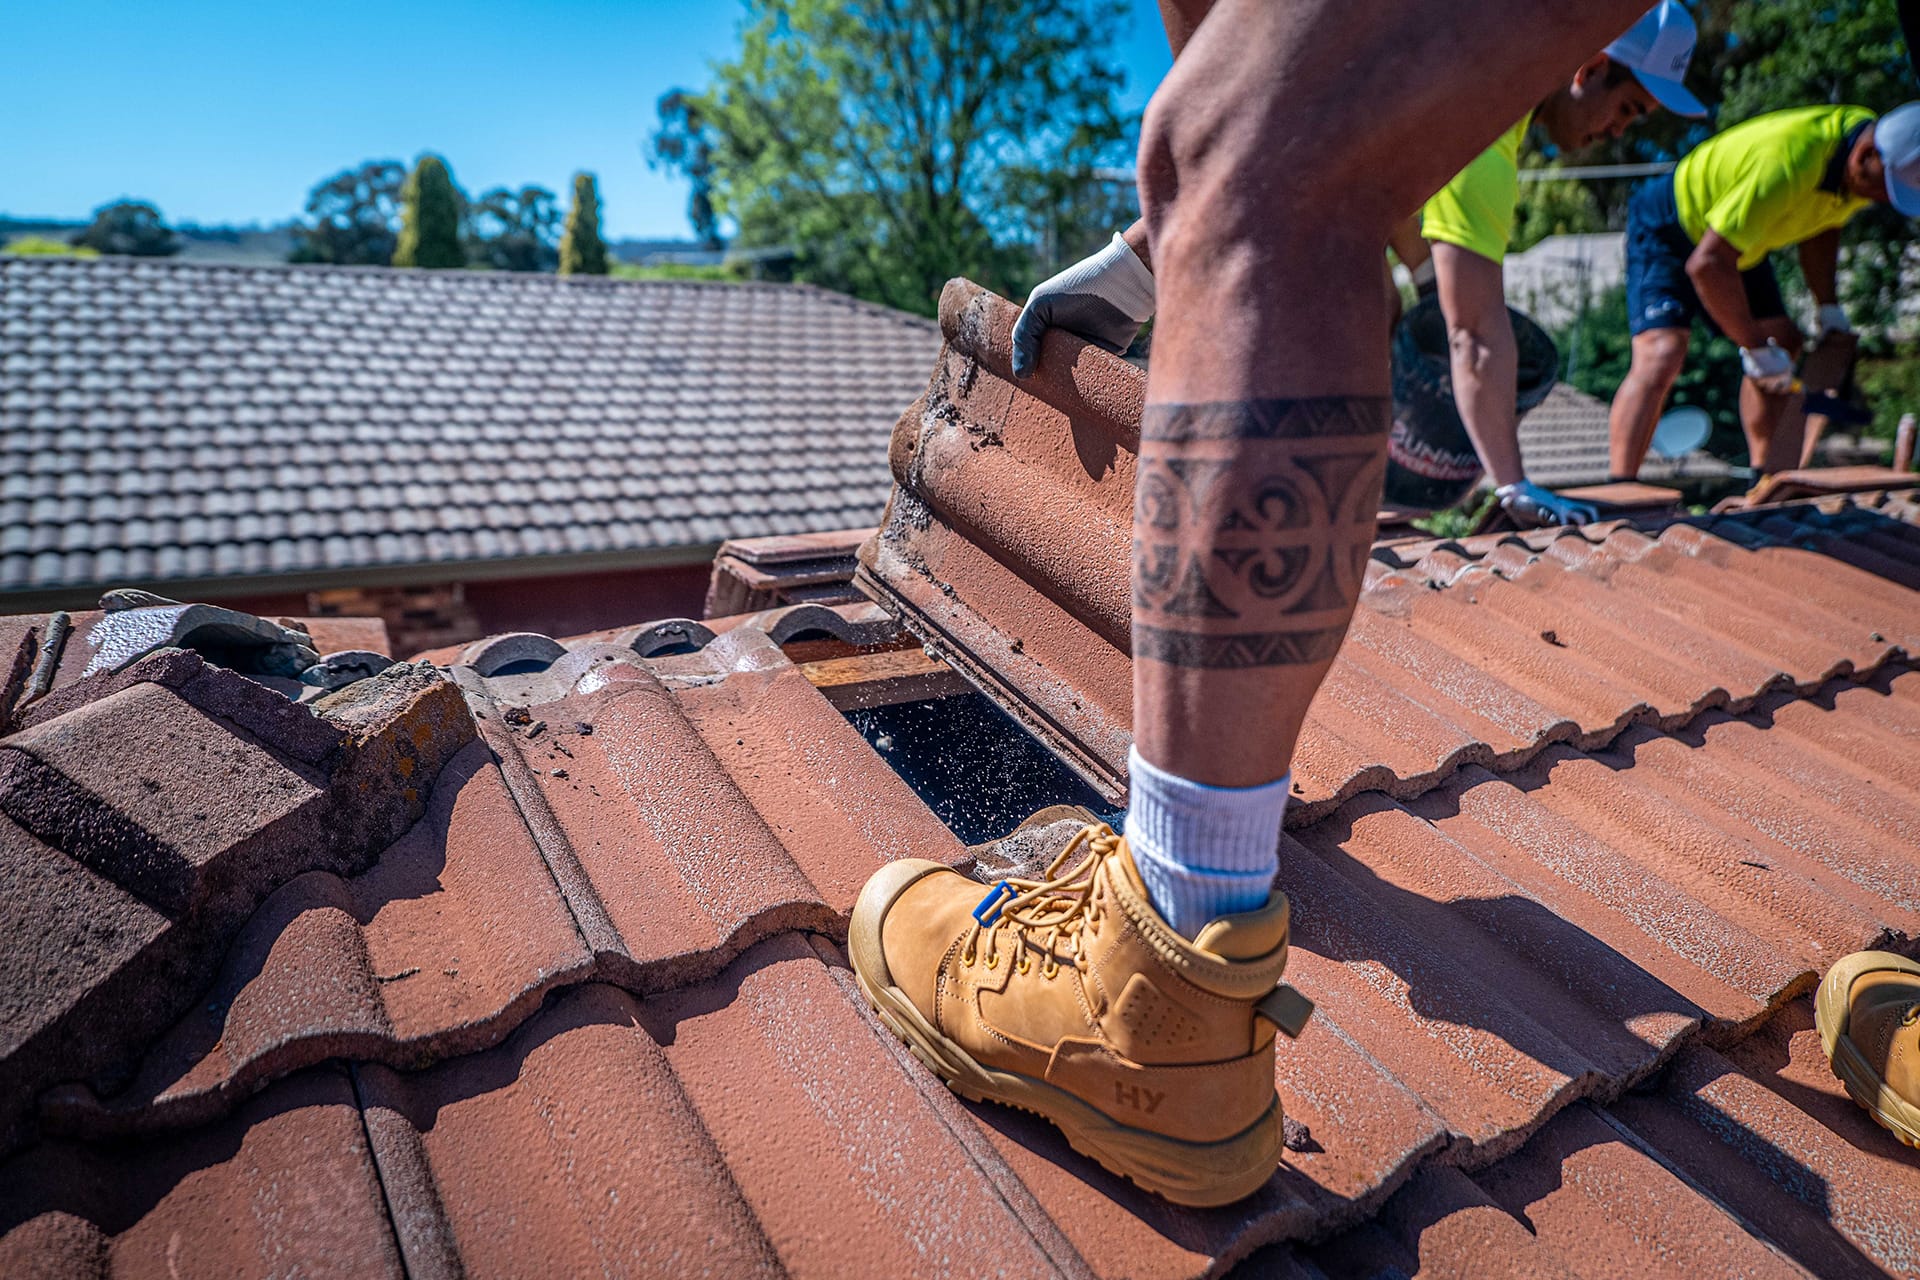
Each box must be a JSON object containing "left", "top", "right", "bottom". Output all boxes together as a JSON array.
[
  {"left": 355, "top": 983, "right": 782, "bottom": 1280},
  {"left": 0, "top": 1068, "right": 403, "bottom": 1279},
  {"left": 1, "top": 257, "right": 942, "bottom": 596}
]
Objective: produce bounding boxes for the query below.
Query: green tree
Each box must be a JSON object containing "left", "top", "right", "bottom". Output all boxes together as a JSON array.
[
  {"left": 469, "top": 185, "right": 560, "bottom": 272},
  {"left": 1510, "top": 151, "right": 1605, "bottom": 255},
  {"left": 290, "top": 160, "right": 405, "bottom": 265},
  {"left": 70, "top": 201, "right": 181, "bottom": 256},
  {"left": 558, "top": 172, "right": 609, "bottom": 276},
  {"left": 650, "top": 90, "right": 723, "bottom": 250},
  {"left": 650, "top": 0, "right": 1131, "bottom": 315},
  {"left": 394, "top": 155, "right": 467, "bottom": 269}
]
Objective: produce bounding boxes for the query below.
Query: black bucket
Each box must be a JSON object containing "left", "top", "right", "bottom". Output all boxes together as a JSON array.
[{"left": 1383, "top": 296, "right": 1560, "bottom": 511}]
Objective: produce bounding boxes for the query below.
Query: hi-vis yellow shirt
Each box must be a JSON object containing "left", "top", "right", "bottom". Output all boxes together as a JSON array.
[
  {"left": 1422, "top": 113, "right": 1535, "bottom": 263},
  {"left": 1674, "top": 104, "right": 1874, "bottom": 269}
]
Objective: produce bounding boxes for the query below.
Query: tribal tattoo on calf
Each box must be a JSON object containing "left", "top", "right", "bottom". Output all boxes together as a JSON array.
[{"left": 1134, "top": 398, "right": 1391, "bottom": 669}]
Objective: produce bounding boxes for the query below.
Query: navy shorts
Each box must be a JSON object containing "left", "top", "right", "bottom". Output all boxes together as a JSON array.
[{"left": 1624, "top": 175, "right": 1785, "bottom": 337}]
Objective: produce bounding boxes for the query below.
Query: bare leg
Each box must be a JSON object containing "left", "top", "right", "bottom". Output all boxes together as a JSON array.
[
  {"left": 1740, "top": 318, "right": 1805, "bottom": 475},
  {"left": 1122, "top": 0, "right": 1223, "bottom": 268},
  {"left": 1799, "top": 410, "right": 1833, "bottom": 468},
  {"left": 1133, "top": 0, "right": 1652, "bottom": 787},
  {"left": 1607, "top": 328, "right": 1690, "bottom": 479}
]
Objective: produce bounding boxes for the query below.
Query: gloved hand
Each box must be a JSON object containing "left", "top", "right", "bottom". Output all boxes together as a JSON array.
[
  {"left": 1496, "top": 480, "right": 1599, "bottom": 529},
  {"left": 1740, "top": 339, "right": 1797, "bottom": 394},
  {"left": 1010, "top": 232, "right": 1156, "bottom": 378},
  {"left": 1815, "top": 303, "right": 1851, "bottom": 338}
]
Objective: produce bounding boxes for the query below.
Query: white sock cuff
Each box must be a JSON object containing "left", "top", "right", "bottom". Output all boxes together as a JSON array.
[
  {"left": 1125, "top": 747, "right": 1290, "bottom": 874},
  {"left": 1124, "top": 748, "right": 1288, "bottom": 936}
]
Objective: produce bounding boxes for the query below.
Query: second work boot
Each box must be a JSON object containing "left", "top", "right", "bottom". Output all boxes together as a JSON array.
[
  {"left": 1816, "top": 950, "right": 1920, "bottom": 1148},
  {"left": 849, "top": 823, "right": 1312, "bottom": 1206}
]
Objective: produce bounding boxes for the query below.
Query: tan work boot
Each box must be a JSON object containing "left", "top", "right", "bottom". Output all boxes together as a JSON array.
[
  {"left": 1817, "top": 950, "right": 1920, "bottom": 1149},
  {"left": 848, "top": 823, "right": 1312, "bottom": 1206}
]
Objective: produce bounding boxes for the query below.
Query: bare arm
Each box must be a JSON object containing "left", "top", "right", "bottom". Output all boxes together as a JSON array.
[
  {"left": 1797, "top": 228, "right": 1841, "bottom": 307},
  {"left": 1432, "top": 241, "right": 1524, "bottom": 488},
  {"left": 1686, "top": 229, "right": 1771, "bottom": 349}
]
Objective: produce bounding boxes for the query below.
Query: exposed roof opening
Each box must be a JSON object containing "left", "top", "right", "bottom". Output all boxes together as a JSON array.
[{"left": 844, "top": 690, "right": 1118, "bottom": 846}]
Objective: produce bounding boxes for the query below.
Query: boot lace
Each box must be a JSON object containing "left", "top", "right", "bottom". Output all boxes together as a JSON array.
[{"left": 964, "top": 823, "right": 1119, "bottom": 979}]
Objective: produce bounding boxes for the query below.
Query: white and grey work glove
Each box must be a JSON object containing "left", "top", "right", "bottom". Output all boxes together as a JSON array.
[
  {"left": 1739, "top": 339, "right": 1797, "bottom": 394},
  {"left": 1496, "top": 480, "right": 1599, "bottom": 529},
  {"left": 1815, "top": 303, "right": 1851, "bottom": 338},
  {"left": 1010, "top": 232, "right": 1156, "bottom": 378}
]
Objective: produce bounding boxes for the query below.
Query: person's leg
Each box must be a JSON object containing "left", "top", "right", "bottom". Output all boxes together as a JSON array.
[
  {"left": 1736, "top": 265, "right": 1803, "bottom": 475},
  {"left": 1608, "top": 327, "right": 1691, "bottom": 478},
  {"left": 853, "top": 0, "right": 1657, "bottom": 1209},
  {"left": 1741, "top": 316, "right": 1807, "bottom": 474},
  {"left": 1609, "top": 180, "right": 1698, "bottom": 480},
  {"left": 1135, "top": 0, "right": 1649, "bottom": 784},
  {"left": 1119, "top": 1, "right": 1221, "bottom": 266}
]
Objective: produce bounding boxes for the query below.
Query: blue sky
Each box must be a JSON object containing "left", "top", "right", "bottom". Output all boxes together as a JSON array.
[{"left": 3, "top": 1, "right": 1174, "bottom": 241}]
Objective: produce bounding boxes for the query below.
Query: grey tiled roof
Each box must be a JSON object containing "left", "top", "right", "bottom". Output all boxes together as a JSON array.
[
  {"left": 1, "top": 256, "right": 939, "bottom": 594},
  {"left": 1517, "top": 380, "right": 1727, "bottom": 487}
]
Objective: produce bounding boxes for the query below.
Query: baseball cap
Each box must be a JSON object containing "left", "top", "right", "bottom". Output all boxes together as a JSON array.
[
  {"left": 1876, "top": 101, "right": 1920, "bottom": 216},
  {"left": 1606, "top": 1, "right": 1707, "bottom": 119}
]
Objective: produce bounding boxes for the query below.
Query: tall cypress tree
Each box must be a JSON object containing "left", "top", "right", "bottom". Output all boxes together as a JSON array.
[
  {"left": 394, "top": 154, "right": 465, "bottom": 269},
  {"left": 558, "top": 172, "right": 609, "bottom": 276}
]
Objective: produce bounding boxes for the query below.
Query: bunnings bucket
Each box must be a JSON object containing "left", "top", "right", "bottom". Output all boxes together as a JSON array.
[{"left": 1383, "top": 297, "right": 1560, "bottom": 511}]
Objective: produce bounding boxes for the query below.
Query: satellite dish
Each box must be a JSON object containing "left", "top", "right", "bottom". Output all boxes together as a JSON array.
[{"left": 1651, "top": 405, "right": 1711, "bottom": 459}]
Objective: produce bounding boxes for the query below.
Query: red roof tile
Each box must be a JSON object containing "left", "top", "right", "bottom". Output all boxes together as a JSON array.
[
  {"left": 0, "top": 1069, "right": 402, "bottom": 1279},
  {"left": 859, "top": 281, "right": 1919, "bottom": 826},
  {"left": 2, "top": 289, "right": 1919, "bottom": 1277}
]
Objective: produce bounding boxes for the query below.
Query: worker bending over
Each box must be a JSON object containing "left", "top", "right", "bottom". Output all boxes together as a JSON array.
[
  {"left": 1609, "top": 101, "right": 1920, "bottom": 479},
  {"left": 1410, "top": 2, "right": 1701, "bottom": 524},
  {"left": 1011, "top": 2, "right": 1702, "bottom": 528}
]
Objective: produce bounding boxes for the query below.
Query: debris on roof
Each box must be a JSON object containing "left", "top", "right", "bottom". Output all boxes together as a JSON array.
[
  {"left": 2, "top": 286, "right": 1919, "bottom": 1278},
  {"left": 0, "top": 256, "right": 940, "bottom": 599},
  {"left": 704, "top": 526, "right": 876, "bottom": 617}
]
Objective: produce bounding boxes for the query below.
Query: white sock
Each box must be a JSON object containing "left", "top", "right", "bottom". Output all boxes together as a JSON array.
[{"left": 1123, "top": 746, "right": 1287, "bottom": 939}]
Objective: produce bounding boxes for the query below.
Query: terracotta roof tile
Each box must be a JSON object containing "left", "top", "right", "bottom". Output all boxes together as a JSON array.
[
  {"left": 1, "top": 681, "right": 329, "bottom": 914},
  {"left": 858, "top": 281, "right": 1919, "bottom": 818},
  {"left": 40, "top": 738, "right": 594, "bottom": 1136},
  {"left": 1611, "top": 998, "right": 1920, "bottom": 1278},
  {"left": 0, "top": 1068, "right": 403, "bottom": 1279},
  {"left": 647, "top": 934, "right": 1075, "bottom": 1277},
  {"left": 0, "top": 650, "right": 472, "bottom": 1151},
  {"left": 356, "top": 983, "right": 781, "bottom": 1280},
  {"left": 1473, "top": 1102, "right": 1806, "bottom": 1279},
  {"left": 3, "top": 291, "right": 1920, "bottom": 1275}
]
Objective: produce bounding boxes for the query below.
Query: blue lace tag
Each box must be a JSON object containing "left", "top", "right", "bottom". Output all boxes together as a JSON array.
[{"left": 972, "top": 881, "right": 1014, "bottom": 927}]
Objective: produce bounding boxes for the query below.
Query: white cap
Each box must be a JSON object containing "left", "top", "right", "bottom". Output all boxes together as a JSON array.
[
  {"left": 1876, "top": 102, "right": 1920, "bottom": 216},
  {"left": 1606, "top": 1, "right": 1707, "bottom": 119}
]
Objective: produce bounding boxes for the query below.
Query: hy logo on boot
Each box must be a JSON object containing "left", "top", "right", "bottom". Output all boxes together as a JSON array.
[{"left": 1114, "top": 1081, "right": 1166, "bottom": 1114}]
